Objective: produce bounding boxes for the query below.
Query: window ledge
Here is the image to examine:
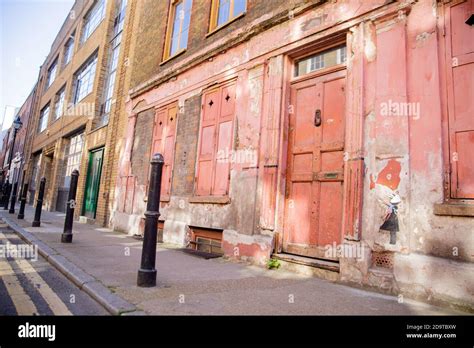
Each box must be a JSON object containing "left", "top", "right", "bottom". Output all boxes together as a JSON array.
[
  {"left": 434, "top": 203, "right": 474, "bottom": 217},
  {"left": 189, "top": 196, "right": 231, "bottom": 204},
  {"left": 50, "top": 117, "right": 61, "bottom": 126},
  {"left": 160, "top": 49, "right": 187, "bottom": 66},
  {"left": 80, "top": 19, "right": 105, "bottom": 46},
  {"left": 73, "top": 91, "right": 93, "bottom": 106},
  {"left": 89, "top": 122, "right": 109, "bottom": 134},
  {"left": 206, "top": 12, "right": 246, "bottom": 38}
]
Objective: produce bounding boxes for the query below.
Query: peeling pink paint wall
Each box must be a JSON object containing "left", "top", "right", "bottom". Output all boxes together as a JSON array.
[{"left": 115, "top": 0, "right": 473, "bottom": 310}]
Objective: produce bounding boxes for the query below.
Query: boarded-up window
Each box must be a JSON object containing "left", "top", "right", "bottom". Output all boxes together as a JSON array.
[
  {"left": 195, "top": 83, "right": 235, "bottom": 196},
  {"left": 151, "top": 103, "right": 178, "bottom": 199}
]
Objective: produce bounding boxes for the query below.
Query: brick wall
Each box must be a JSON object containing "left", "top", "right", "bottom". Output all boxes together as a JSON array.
[
  {"left": 131, "top": 108, "right": 154, "bottom": 186},
  {"left": 130, "top": 0, "right": 313, "bottom": 90},
  {"left": 97, "top": 0, "right": 139, "bottom": 225},
  {"left": 24, "top": 0, "right": 139, "bottom": 226},
  {"left": 171, "top": 94, "right": 201, "bottom": 196}
]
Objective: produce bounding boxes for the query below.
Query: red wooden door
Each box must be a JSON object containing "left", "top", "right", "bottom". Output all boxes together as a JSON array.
[
  {"left": 283, "top": 70, "right": 346, "bottom": 259},
  {"left": 152, "top": 103, "right": 177, "bottom": 199},
  {"left": 445, "top": 0, "right": 474, "bottom": 199}
]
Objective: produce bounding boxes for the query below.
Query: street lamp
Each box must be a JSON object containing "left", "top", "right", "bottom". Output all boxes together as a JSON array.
[
  {"left": 13, "top": 115, "right": 23, "bottom": 129},
  {"left": 3, "top": 115, "right": 23, "bottom": 209}
]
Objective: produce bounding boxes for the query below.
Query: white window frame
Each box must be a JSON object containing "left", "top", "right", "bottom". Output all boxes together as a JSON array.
[
  {"left": 38, "top": 104, "right": 50, "bottom": 133},
  {"left": 54, "top": 86, "right": 66, "bottom": 120},
  {"left": 73, "top": 52, "right": 98, "bottom": 104},
  {"left": 81, "top": 0, "right": 106, "bottom": 44},
  {"left": 46, "top": 58, "right": 58, "bottom": 90},
  {"left": 98, "top": 0, "right": 127, "bottom": 126},
  {"left": 63, "top": 133, "right": 84, "bottom": 188},
  {"left": 63, "top": 32, "right": 75, "bottom": 67}
]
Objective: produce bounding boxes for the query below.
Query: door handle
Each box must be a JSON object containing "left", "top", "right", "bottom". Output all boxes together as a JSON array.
[{"left": 314, "top": 109, "right": 322, "bottom": 127}]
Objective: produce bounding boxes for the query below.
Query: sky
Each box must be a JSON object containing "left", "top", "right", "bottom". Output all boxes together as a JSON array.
[{"left": 0, "top": 0, "right": 74, "bottom": 130}]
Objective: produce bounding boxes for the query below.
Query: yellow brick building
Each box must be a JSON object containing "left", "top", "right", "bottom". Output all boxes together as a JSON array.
[{"left": 25, "top": 0, "right": 138, "bottom": 226}]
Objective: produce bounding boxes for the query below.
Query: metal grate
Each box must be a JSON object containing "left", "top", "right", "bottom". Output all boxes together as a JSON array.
[
  {"left": 187, "top": 226, "right": 224, "bottom": 257},
  {"left": 372, "top": 251, "right": 394, "bottom": 269},
  {"left": 189, "top": 237, "right": 223, "bottom": 256}
]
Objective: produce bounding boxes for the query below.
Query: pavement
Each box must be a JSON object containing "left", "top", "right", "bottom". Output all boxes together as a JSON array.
[{"left": 0, "top": 204, "right": 464, "bottom": 316}]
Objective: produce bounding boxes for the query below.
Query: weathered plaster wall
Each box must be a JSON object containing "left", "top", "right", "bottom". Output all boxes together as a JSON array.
[
  {"left": 116, "top": 0, "right": 390, "bottom": 251},
  {"left": 346, "top": 0, "right": 474, "bottom": 310},
  {"left": 115, "top": 0, "right": 473, "bottom": 309},
  {"left": 130, "top": 0, "right": 323, "bottom": 91}
]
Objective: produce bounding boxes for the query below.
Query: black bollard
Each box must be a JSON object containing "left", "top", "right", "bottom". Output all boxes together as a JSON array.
[
  {"left": 18, "top": 183, "right": 28, "bottom": 219},
  {"left": 8, "top": 182, "right": 18, "bottom": 214},
  {"left": 32, "top": 178, "right": 46, "bottom": 227},
  {"left": 0, "top": 182, "right": 5, "bottom": 206},
  {"left": 3, "top": 183, "right": 11, "bottom": 210},
  {"left": 61, "top": 169, "right": 79, "bottom": 243},
  {"left": 137, "top": 153, "right": 164, "bottom": 287}
]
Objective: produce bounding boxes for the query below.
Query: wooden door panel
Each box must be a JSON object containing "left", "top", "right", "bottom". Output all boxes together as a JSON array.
[
  {"left": 452, "top": 63, "right": 474, "bottom": 131},
  {"left": 294, "top": 86, "right": 316, "bottom": 149},
  {"left": 318, "top": 181, "right": 343, "bottom": 246},
  {"left": 321, "top": 151, "right": 344, "bottom": 173},
  {"left": 214, "top": 120, "right": 232, "bottom": 195},
  {"left": 200, "top": 125, "right": 216, "bottom": 158},
  {"left": 284, "top": 69, "right": 346, "bottom": 259},
  {"left": 196, "top": 161, "right": 212, "bottom": 195},
  {"left": 322, "top": 77, "right": 346, "bottom": 146},
  {"left": 450, "top": 0, "right": 474, "bottom": 57},
  {"left": 287, "top": 181, "right": 314, "bottom": 245},
  {"left": 151, "top": 103, "right": 177, "bottom": 199},
  {"left": 446, "top": 0, "right": 474, "bottom": 199},
  {"left": 220, "top": 85, "right": 235, "bottom": 119},
  {"left": 152, "top": 110, "right": 165, "bottom": 154},
  {"left": 163, "top": 106, "right": 177, "bottom": 197},
  {"left": 203, "top": 90, "right": 220, "bottom": 122},
  {"left": 162, "top": 136, "right": 174, "bottom": 193},
  {"left": 293, "top": 153, "right": 313, "bottom": 175},
  {"left": 456, "top": 131, "right": 474, "bottom": 196},
  {"left": 196, "top": 83, "right": 236, "bottom": 196}
]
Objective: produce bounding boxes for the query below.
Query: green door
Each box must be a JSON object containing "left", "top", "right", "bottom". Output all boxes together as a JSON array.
[{"left": 82, "top": 148, "right": 104, "bottom": 219}]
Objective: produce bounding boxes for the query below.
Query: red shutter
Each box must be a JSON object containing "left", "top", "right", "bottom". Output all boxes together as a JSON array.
[
  {"left": 152, "top": 109, "right": 166, "bottom": 155},
  {"left": 151, "top": 104, "right": 177, "bottom": 199},
  {"left": 445, "top": 0, "right": 474, "bottom": 198},
  {"left": 162, "top": 105, "right": 177, "bottom": 197},
  {"left": 196, "top": 83, "right": 235, "bottom": 196},
  {"left": 213, "top": 84, "right": 235, "bottom": 195},
  {"left": 196, "top": 89, "right": 219, "bottom": 196}
]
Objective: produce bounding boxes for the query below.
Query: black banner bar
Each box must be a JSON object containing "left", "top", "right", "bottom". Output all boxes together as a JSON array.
[{"left": 0, "top": 315, "right": 471, "bottom": 346}]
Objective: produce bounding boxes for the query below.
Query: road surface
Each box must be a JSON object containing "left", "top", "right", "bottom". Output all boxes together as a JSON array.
[{"left": 0, "top": 224, "right": 107, "bottom": 315}]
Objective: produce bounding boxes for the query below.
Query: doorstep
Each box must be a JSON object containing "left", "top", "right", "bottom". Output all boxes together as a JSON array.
[{"left": 272, "top": 253, "right": 340, "bottom": 281}]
